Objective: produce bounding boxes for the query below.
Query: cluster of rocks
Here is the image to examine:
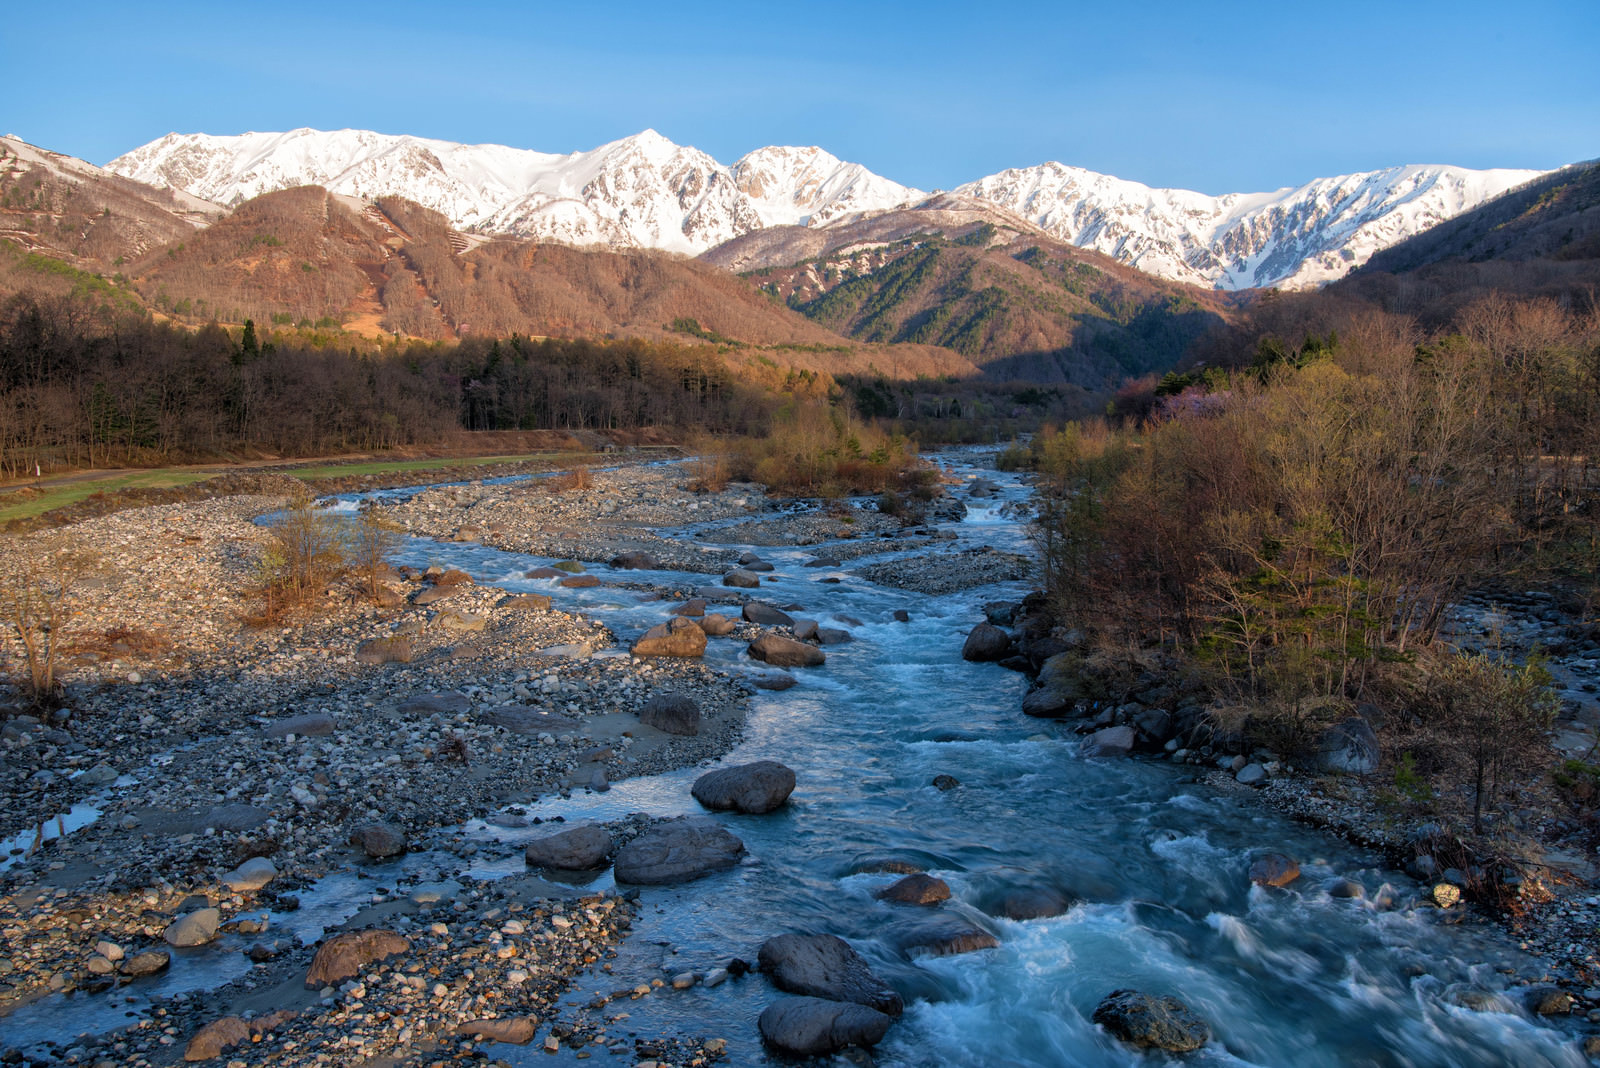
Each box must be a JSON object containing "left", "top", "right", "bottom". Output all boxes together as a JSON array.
[{"left": 856, "top": 545, "right": 1032, "bottom": 596}]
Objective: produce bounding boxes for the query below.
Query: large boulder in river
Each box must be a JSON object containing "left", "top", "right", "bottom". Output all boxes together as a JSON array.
[
  {"left": 1092, "top": 989, "right": 1210, "bottom": 1052},
  {"left": 723, "top": 568, "right": 762, "bottom": 588},
  {"left": 890, "top": 915, "right": 999, "bottom": 957},
  {"left": 758, "top": 933, "right": 904, "bottom": 1015},
  {"left": 305, "top": 930, "right": 410, "bottom": 988},
  {"left": 875, "top": 873, "right": 950, "bottom": 906},
  {"left": 749, "top": 633, "right": 825, "bottom": 668},
  {"left": 961, "top": 622, "right": 1012, "bottom": 662},
  {"left": 1249, "top": 852, "right": 1300, "bottom": 888},
  {"left": 631, "top": 617, "right": 707, "bottom": 658},
  {"left": 1314, "top": 717, "right": 1380, "bottom": 774},
  {"left": 744, "top": 601, "right": 794, "bottom": 627},
  {"left": 524, "top": 824, "right": 612, "bottom": 870},
  {"left": 639, "top": 693, "right": 700, "bottom": 736},
  {"left": 699, "top": 613, "right": 736, "bottom": 636},
  {"left": 758, "top": 997, "right": 893, "bottom": 1057},
  {"left": 1080, "top": 725, "right": 1135, "bottom": 759},
  {"left": 612, "top": 818, "right": 745, "bottom": 885},
  {"left": 164, "top": 908, "right": 220, "bottom": 948},
  {"left": 692, "top": 761, "right": 796, "bottom": 813}
]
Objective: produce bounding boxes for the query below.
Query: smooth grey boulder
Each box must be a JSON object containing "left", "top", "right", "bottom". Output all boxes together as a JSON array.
[
  {"left": 723, "top": 568, "right": 762, "bottom": 589},
  {"left": 1314, "top": 717, "right": 1380, "bottom": 774},
  {"left": 816, "top": 627, "right": 853, "bottom": 645},
  {"left": 691, "top": 761, "right": 796, "bottom": 813},
  {"left": 222, "top": 857, "right": 278, "bottom": 892},
  {"left": 1080, "top": 725, "right": 1135, "bottom": 759},
  {"left": 1092, "top": 989, "right": 1211, "bottom": 1052},
  {"left": 639, "top": 693, "right": 701, "bottom": 736},
  {"left": 961, "top": 622, "right": 1012, "bottom": 662},
  {"left": 792, "top": 618, "right": 819, "bottom": 640},
  {"left": 524, "top": 824, "right": 612, "bottom": 870},
  {"left": 992, "top": 888, "right": 1073, "bottom": 920},
  {"left": 164, "top": 908, "right": 221, "bottom": 948},
  {"left": 758, "top": 933, "right": 904, "bottom": 1015},
  {"left": 121, "top": 949, "right": 171, "bottom": 976},
  {"left": 743, "top": 601, "right": 794, "bottom": 627},
  {"left": 612, "top": 818, "right": 745, "bottom": 885},
  {"left": 758, "top": 997, "right": 893, "bottom": 1056},
  {"left": 749, "top": 633, "right": 825, "bottom": 668}
]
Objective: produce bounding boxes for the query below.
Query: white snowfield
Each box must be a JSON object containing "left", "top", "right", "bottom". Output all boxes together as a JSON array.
[{"left": 106, "top": 128, "right": 1547, "bottom": 290}]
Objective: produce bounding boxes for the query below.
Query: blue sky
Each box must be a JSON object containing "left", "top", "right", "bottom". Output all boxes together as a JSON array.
[{"left": 9, "top": 0, "right": 1597, "bottom": 193}]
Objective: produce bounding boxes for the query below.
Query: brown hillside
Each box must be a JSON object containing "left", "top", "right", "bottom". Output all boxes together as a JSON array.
[{"left": 0, "top": 136, "right": 220, "bottom": 296}]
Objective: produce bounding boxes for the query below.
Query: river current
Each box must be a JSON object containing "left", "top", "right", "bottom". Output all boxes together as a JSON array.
[{"left": 4, "top": 451, "right": 1584, "bottom": 1066}]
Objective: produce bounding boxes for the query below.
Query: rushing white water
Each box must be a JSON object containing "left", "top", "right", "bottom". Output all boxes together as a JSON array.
[{"left": 4, "top": 452, "right": 1585, "bottom": 1064}]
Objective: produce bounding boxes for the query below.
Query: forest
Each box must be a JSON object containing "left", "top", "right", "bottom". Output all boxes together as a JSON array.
[{"left": 0, "top": 292, "right": 784, "bottom": 478}]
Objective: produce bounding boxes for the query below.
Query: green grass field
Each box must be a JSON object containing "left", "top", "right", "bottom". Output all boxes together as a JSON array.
[{"left": 0, "top": 451, "right": 613, "bottom": 525}]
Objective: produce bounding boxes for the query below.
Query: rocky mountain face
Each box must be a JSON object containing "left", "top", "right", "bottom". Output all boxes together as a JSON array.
[{"left": 108, "top": 127, "right": 1547, "bottom": 291}]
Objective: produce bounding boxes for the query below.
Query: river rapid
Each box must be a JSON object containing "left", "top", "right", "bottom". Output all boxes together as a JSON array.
[{"left": 4, "top": 451, "right": 1585, "bottom": 1066}]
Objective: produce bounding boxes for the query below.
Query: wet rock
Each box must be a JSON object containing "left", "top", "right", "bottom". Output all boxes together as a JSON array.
[
  {"left": 631, "top": 617, "right": 707, "bottom": 658},
  {"left": 816, "top": 627, "right": 853, "bottom": 645},
  {"left": 183, "top": 1016, "right": 250, "bottom": 1061},
  {"left": 893, "top": 610, "right": 910, "bottom": 623},
  {"left": 752, "top": 671, "right": 798, "bottom": 690},
  {"left": 355, "top": 635, "right": 414, "bottom": 665},
  {"left": 1092, "top": 989, "right": 1211, "bottom": 1052},
  {"left": 121, "top": 949, "right": 171, "bottom": 976},
  {"left": 992, "top": 888, "right": 1074, "bottom": 920},
  {"left": 304, "top": 931, "right": 410, "bottom": 990},
  {"left": 723, "top": 568, "right": 762, "bottom": 589},
  {"left": 1249, "top": 853, "right": 1300, "bottom": 888},
  {"left": 610, "top": 551, "right": 659, "bottom": 570},
  {"left": 1081, "top": 725, "right": 1135, "bottom": 759},
  {"left": 758, "top": 933, "right": 904, "bottom": 1015},
  {"left": 1524, "top": 985, "right": 1574, "bottom": 1015},
  {"left": 932, "top": 774, "right": 960, "bottom": 791},
  {"left": 164, "top": 908, "right": 220, "bottom": 948},
  {"left": 691, "top": 760, "right": 796, "bottom": 813},
  {"left": 1324, "top": 878, "right": 1365, "bottom": 900},
  {"left": 699, "top": 613, "right": 736, "bottom": 636},
  {"left": 524, "top": 824, "right": 613, "bottom": 870},
  {"left": 805, "top": 556, "right": 841, "bottom": 568},
  {"left": 961, "top": 622, "right": 1012, "bottom": 662},
  {"left": 222, "top": 856, "right": 277, "bottom": 892},
  {"left": 559, "top": 574, "right": 601, "bottom": 588},
  {"left": 1314, "top": 717, "right": 1381, "bottom": 774},
  {"left": 758, "top": 996, "right": 893, "bottom": 1056},
  {"left": 672, "top": 598, "right": 707, "bottom": 617},
  {"left": 1021, "top": 688, "right": 1075, "bottom": 718},
  {"left": 876, "top": 873, "right": 950, "bottom": 906},
  {"left": 640, "top": 693, "right": 701, "bottom": 736},
  {"left": 749, "top": 633, "right": 825, "bottom": 668},
  {"left": 793, "top": 618, "right": 819, "bottom": 640},
  {"left": 350, "top": 822, "right": 408, "bottom": 858},
  {"left": 552, "top": 560, "right": 585, "bottom": 573},
  {"left": 613, "top": 818, "right": 746, "bottom": 884},
  {"left": 262, "top": 713, "right": 335, "bottom": 739},
  {"left": 457, "top": 1017, "right": 539, "bottom": 1044},
  {"left": 892, "top": 915, "right": 999, "bottom": 956},
  {"left": 525, "top": 567, "right": 566, "bottom": 579},
  {"left": 744, "top": 601, "right": 795, "bottom": 627}
]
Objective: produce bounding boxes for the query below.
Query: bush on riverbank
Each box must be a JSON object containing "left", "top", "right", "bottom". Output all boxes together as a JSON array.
[{"left": 1027, "top": 293, "right": 1600, "bottom": 843}]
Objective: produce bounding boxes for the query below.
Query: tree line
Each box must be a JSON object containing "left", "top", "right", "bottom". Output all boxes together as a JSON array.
[{"left": 0, "top": 291, "right": 781, "bottom": 477}]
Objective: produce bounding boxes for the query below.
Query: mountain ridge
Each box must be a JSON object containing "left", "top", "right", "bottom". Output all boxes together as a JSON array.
[{"left": 106, "top": 127, "right": 1549, "bottom": 292}]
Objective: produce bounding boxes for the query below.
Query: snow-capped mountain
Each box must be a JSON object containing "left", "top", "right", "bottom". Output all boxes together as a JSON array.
[
  {"left": 955, "top": 162, "right": 1543, "bottom": 289},
  {"left": 107, "top": 128, "right": 920, "bottom": 256},
  {"left": 108, "top": 127, "right": 1548, "bottom": 289}
]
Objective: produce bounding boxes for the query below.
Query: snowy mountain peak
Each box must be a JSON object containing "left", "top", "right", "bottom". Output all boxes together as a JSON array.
[{"left": 107, "top": 127, "right": 1551, "bottom": 289}]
